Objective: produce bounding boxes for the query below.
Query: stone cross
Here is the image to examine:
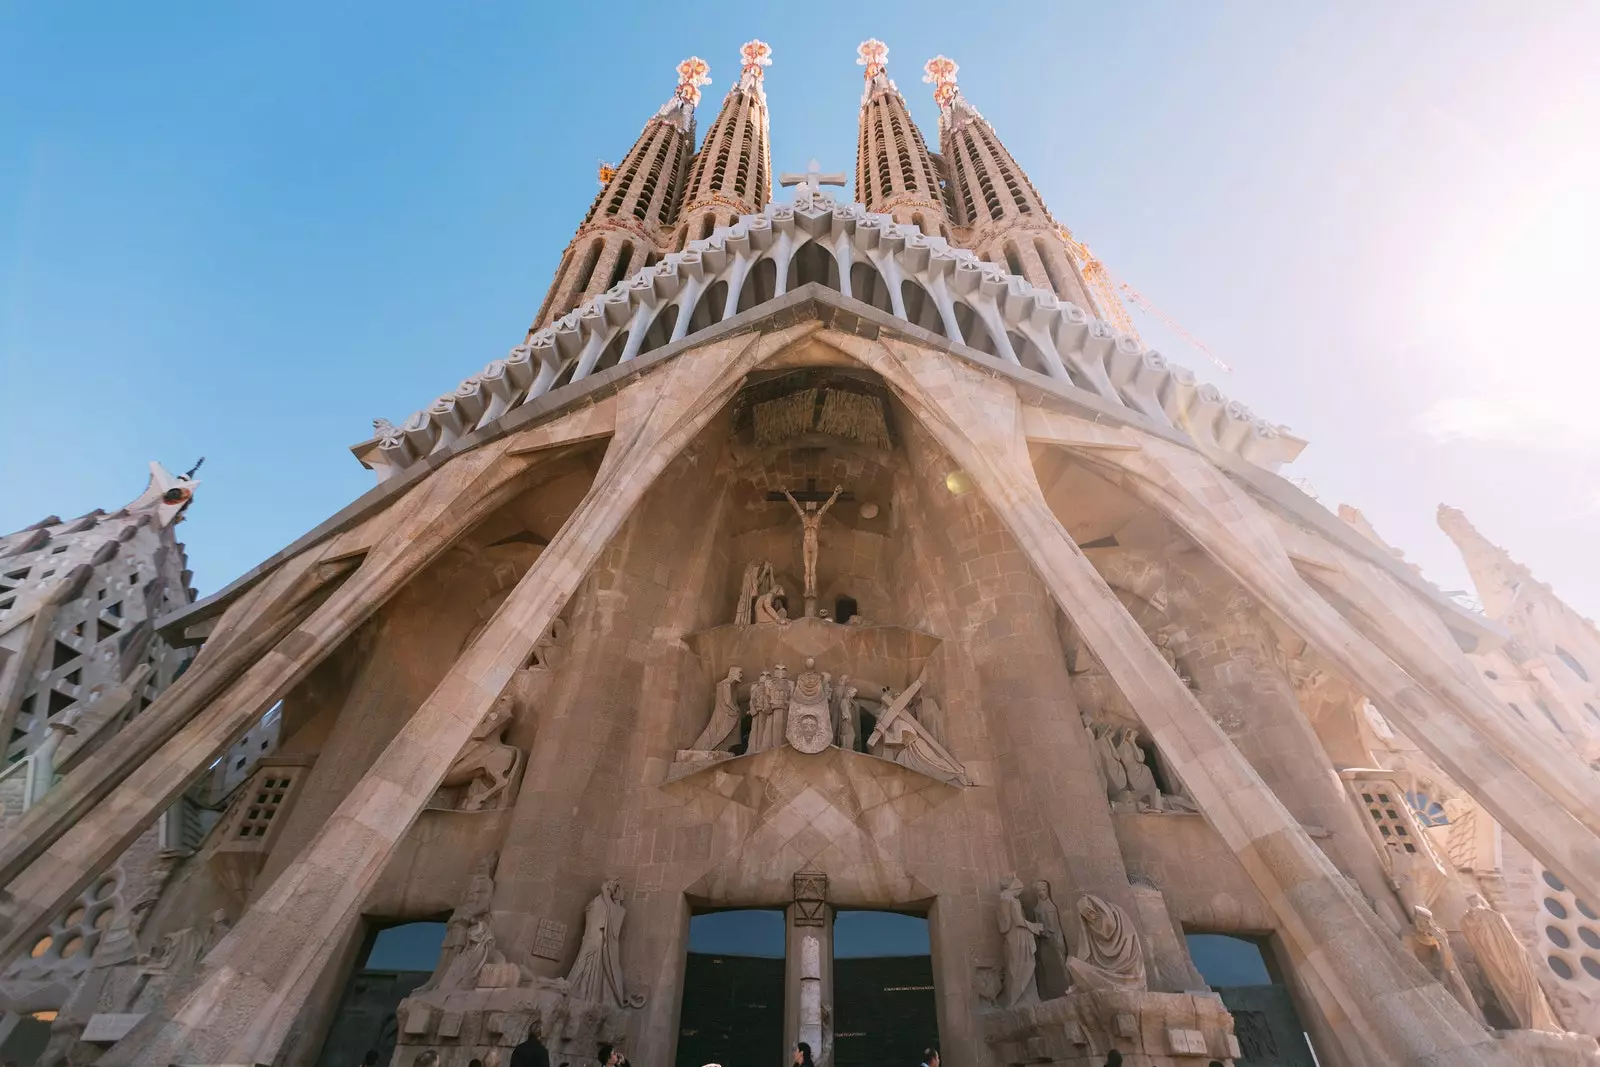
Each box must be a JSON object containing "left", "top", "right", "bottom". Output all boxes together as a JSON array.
[{"left": 779, "top": 159, "right": 847, "bottom": 200}]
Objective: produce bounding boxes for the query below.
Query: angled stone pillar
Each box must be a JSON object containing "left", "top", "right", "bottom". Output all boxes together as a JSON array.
[
  {"left": 97, "top": 329, "right": 794, "bottom": 1067},
  {"left": 828, "top": 332, "right": 1512, "bottom": 1067},
  {"left": 0, "top": 429, "right": 582, "bottom": 964},
  {"left": 1070, "top": 427, "right": 1600, "bottom": 909}
]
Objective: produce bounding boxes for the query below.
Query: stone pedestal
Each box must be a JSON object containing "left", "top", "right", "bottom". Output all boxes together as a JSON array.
[{"left": 983, "top": 990, "right": 1239, "bottom": 1066}]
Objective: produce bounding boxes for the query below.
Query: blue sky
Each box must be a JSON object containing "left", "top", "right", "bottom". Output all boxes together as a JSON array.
[{"left": 4, "top": 2, "right": 1599, "bottom": 617}]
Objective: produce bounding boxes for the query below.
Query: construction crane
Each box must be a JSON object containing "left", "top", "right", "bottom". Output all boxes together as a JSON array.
[{"left": 1056, "top": 226, "right": 1232, "bottom": 373}]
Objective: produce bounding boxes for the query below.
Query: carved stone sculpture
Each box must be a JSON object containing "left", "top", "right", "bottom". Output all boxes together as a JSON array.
[
  {"left": 1029, "top": 880, "right": 1070, "bottom": 1001},
  {"left": 1089, "top": 722, "right": 1129, "bottom": 800},
  {"left": 916, "top": 694, "right": 947, "bottom": 747},
  {"left": 1411, "top": 906, "right": 1483, "bottom": 1023},
  {"left": 998, "top": 877, "right": 1043, "bottom": 1008},
  {"left": 770, "top": 663, "right": 794, "bottom": 746},
  {"left": 689, "top": 666, "right": 744, "bottom": 752},
  {"left": 755, "top": 585, "right": 790, "bottom": 626},
  {"left": 567, "top": 878, "right": 640, "bottom": 1008},
  {"left": 786, "top": 657, "right": 833, "bottom": 754},
  {"left": 974, "top": 964, "right": 1003, "bottom": 1008},
  {"left": 736, "top": 561, "right": 777, "bottom": 625},
  {"left": 836, "top": 682, "right": 860, "bottom": 752},
  {"left": 748, "top": 669, "right": 774, "bottom": 753},
  {"left": 1113, "top": 727, "right": 1162, "bottom": 813},
  {"left": 138, "top": 909, "right": 229, "bottom": 980},
  {"left": 419, "top": 851, "right": 497, "bottom": 993},
  {"left": 440, "top": 687, "right": 522, "bottom": 811},
  {"left": 1066, "top": 894, "right": 1146, "bottom": 992},
  {"left": 782, "top": 485, "right": 843, "bottom": 604},
  {"left": 1461, "top": 894, "right": 1560, "bottom": 1031},
  {"left": 869, "top": 679, "right": 969, "bottom": 785}
]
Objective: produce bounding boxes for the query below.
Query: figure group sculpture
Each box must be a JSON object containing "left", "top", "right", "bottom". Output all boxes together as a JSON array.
[
  {"left": 681, "top": 663, "right": 969, "bottom": 785},
  {"left": 1085, "top": 717, "right": 1198, "bottom": 814},
  {"left": 994, "top": 877, "right": 1147, "bottom": 1009}
]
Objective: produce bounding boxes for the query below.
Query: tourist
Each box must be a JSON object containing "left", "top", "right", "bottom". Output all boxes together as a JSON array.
[
  {"left": 360, "top": 1053, "right": 379, "bottom": 1067},
  {"left": 920, "top": 1047, "right": 940, "bottom": 1067},
  {"left": 509, "top": 1033, "right": 550, "bottom": 1067},
  {"left": 793, "top": 1041, "right": 815, "bottom": 1067},
  {"left": 1102, "top": 1052, "right": 1122, "bottom": 1067},
  {"left": 414, "top": 1053, "right": 440, "bottom": 1067}
]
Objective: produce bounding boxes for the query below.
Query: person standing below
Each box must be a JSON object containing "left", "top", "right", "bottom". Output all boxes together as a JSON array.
[
  {"left": 792, "top": 1042, "right": 815, "bottom": 1067},
  {"left": 919, "top": 1047, "right": 940, "bottom": 1067}
]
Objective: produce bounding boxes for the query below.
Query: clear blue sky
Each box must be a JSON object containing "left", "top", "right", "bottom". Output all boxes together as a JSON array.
[{"left": 4, "top": 3, "right": 1599, "bottom": 617}]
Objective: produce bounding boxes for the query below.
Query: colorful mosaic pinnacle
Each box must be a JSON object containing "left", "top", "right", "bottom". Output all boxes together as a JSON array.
[
  {"left": 674, "top": 55, "right": 711, "bottom": 106},
  {"left": 740, "top": 39, "right": 772, "bottom": 81},
  {"left": 857, "top": 38, "right": 888, "bottom": 81},
  {"left": 923, "top": 54, "right": 959, "bottom": 108}
]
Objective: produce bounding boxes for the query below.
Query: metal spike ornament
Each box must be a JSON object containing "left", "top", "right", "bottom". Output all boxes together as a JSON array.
[
  {"left": 740, "top": 39, "right": 773, "bottom": 82},
  {"left": 857, "top": 39, "right": 888, "bottom": 81},
  {"left": 674, "top": 56, "right": 712, "bottom": 106},
  {"left": 922, "top": 54, "right": 959, "bottom": 109}
]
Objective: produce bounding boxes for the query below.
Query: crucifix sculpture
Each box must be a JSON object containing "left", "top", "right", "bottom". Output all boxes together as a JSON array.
[
  {"left": 778, "top": 159, "right": 848, "bottom": 202},
  {"left": 767, "top": 480, "right": 851, "bottom": 615}
]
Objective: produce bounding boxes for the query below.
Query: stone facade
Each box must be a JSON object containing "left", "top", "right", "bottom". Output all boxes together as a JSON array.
[{"left": 8, "top": 41, "right": 1600, "bottom": 1067}]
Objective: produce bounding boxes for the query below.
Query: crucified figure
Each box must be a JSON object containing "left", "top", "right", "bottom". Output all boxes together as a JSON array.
[{"left": 783, "top": 485, "right": 843, "bottom": 600}]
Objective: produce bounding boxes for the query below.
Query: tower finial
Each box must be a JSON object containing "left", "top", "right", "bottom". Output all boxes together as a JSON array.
[
  {"left": 857, "top": 39, "right": 888, "bottom": 81},
  {"left": 673, "top": 56, "right": 712, "bottom": 107},
  {"left": 922, "top": 54, "right": 959, "bottom": 109},
  {"left": 739, "top": 40, "right": 773, "bottom": 87}
]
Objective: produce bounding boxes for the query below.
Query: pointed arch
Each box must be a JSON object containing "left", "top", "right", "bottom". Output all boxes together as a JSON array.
[
  {"left": 686, "top": 279, "right": 729, "bottom": 335},
  {"left": 572, "top": 238, "right": 605, "bottom": 295},
  {"left": 593, "top": 330, "right": 630, "bottom": 375},
  {"left": 1007, "top": 330, "right": 1051, "bottom": 377},
  {"left": 1034, "top": 238, "right": 1065, "bottom": 296},
  {"left": 605, "top": 242, "right": 636, "bottom": 291},
  {"left": 849, "top": 261, "right": 894, "bottom": 315},
  {"left": 787, "top": 241, "right": 840, "bottom": 292},
  {"left": 953, "top": 302, "right": 996, "bottom": 358},
  {"left": 1003, "top": 242, "right": 1025, "bottom": 279},
  {"left": 737, "top": 257, "right": 778, "bottom": 314},
  {"left": 900, "top": 279, "right": 946, "bottom": 337},
  {"left": 636, "top": 304, "right": 679, "bottom": 357}
]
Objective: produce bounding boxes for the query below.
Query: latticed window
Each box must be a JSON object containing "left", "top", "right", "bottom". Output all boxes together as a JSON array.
[
  {"left": 236, "top": 774, "right": 294, "bottom": 839},
  {"left": 1353, "top": 782, "right": 1418, "bottom": 853}
]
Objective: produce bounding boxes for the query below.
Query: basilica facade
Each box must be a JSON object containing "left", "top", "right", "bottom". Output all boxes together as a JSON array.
[{"left": 7, "top": 40, "right": 1600, "bottom": 1067}]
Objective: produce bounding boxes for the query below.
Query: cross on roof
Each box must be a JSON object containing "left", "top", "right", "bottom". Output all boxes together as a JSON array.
[{"left": 778, "top": 159, "right": 848, "bottom": 199}]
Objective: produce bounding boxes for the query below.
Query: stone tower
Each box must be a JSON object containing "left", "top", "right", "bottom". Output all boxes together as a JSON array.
[
  {"left": 532, "top": 58, "right": 707, "bottom": 329},
  {"left": 924, "top": 56, "right": 1097, "bottom": 312},
  {"left": 855, "top": 40, "right": 951, "bottom": 238},
  {"left": 674, "top": 40, "right": 772, "bottom": 247},
  {"left": 12, "top": 41, "right": 1600, "bottom": 1067}
]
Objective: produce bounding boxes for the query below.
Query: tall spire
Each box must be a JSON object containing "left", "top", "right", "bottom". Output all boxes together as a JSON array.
[
  {"left": 921, "top": 55, "right": 1099, "bottom": 314},
  {"left": 675, "top": 41, "right": 773, "bottom": 248},
  {"left": 531, "top": 59, "right": 706, "bottom": 330},
  {"left": 854, "top": 40, "right": 950, "bottom": 236},
  {"left": 1438, "top": 505, "right": 1537, "bottom": 621}
]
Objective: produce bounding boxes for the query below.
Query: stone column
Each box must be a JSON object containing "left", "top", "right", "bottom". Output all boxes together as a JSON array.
[
  {"left": 1089, "top": 429, "right": 1600, "bottom": 907},
  {"left": 96, "top": 330, "right": 780, "bottom": 1067},
  {"left": 835, "top": 332, "right": 1514, "bottom": 1067},
  {"left": 785, "top": 869, "right": 832, "bottom": 1067}
]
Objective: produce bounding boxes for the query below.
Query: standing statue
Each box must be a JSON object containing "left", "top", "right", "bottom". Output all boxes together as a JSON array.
[
  {"left": 567, "top": 878, "right": 636, "bottom": 1008},
  {"left": 1065, "top": 894, "right": 1147, "bottom": 992},
  {"left": 419, "top": 851, "right": 498, "bottom": 992},
  {"left": 1112, "top": 727, "right": 1162, "bottom": 812},
  {"left": 770, "top": 663, "right": 794, "bottom": 747},
  {"left": 1088, "top": 723, "right": 1129, "bottom": 800},
  {"left": 690, "top": 666, "right": 745, "bottom": 752},
  {"left": 869, "top": 678, "right": 969, "bottom": 785},
  {"left": 1411, "top": 906, "right": 1483, "bottom": 1022},
  {"left": 1461, "top": 894, "right": 1561, "bottom": 1030},
  {"left": 748, "top": 669, "right": 775, "bottom": 753},
  {"left": 915, "top": 694, "right": 948, "bottom": 748},
  {"left": 785, "top": 658, "right": 834, "bottom": 753},
  {"left": 1029, "top": 880, "right": 1071, "bottom": 1000},
  {"left": 440, "top": 688, "right": 522, "bottom": 811},
  {"left": 998, "top": 877, "right": 1043, "bottom": 1008},
  {"left": 782, "top": 485, "right": 844, "bottom": 604},
  {"left": 836, "top": 681, "right": 860, "bottom": 752},
  {"left": 734, "top": 561, "right": 775, "bottom": 625}
]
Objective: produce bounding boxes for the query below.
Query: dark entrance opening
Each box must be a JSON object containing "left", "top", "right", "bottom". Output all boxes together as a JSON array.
[
  {"left": 315, "top": 920, "right": 446, "bottom": 1067},
  {"left": 834, "top": 595, "right": 858, "bottom": 625},
  {"left": 1186, "top": 933, "right": 1317, "bottom": 1067},
  {"left": 833, "top": 911, "right": 937, "bottom": 1067},
  {"left": 677, "top": 909, "right": 786, "bottom": 1067}
]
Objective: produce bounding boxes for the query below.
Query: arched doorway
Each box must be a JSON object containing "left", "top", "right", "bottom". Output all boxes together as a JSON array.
[
  {"left": 832, "top": 911, "right": 937, "bottom": 1067},
  {"left": 1185, "top": 932, "right": 1317, "bottom": 1067},
  {"left": 677, "top": 909, "right": 787, "bottom": 1067},
  {"left": 315, "top": 920, "right": 447, "bottom": 1067}
]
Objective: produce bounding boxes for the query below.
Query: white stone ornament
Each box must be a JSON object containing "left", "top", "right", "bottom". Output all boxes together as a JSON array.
[{"left": 785, "top": 657, "right": 833, "bottom": 754}]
